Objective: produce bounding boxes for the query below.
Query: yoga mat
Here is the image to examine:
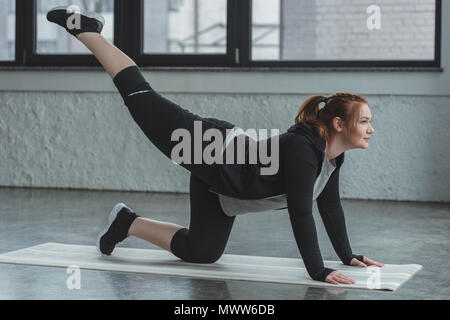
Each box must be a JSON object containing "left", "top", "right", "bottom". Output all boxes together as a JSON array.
[{"left": 0, "top": 243, "right": 422, "bottom": 291}]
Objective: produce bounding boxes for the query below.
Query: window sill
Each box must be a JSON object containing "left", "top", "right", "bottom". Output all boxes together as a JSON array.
[
  {"left": 0, "top": 65, "right": 448, "bottom": 96},
  {"left": 0, "top": 65, "right": 444, "bottom": 73}
]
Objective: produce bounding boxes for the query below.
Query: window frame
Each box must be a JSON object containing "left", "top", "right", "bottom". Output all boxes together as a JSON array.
[{"left": 0, "top": 0, "right": 442, "bottom": 69}]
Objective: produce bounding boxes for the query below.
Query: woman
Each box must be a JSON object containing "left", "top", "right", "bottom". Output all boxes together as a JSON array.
[{"left": 47, "top": 6, "right": 383, "bottom": 286}]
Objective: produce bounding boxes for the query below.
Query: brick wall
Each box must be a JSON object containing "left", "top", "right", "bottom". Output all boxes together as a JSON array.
[{"left": 281, "top": 0, "right": 436, "bottom": 60}]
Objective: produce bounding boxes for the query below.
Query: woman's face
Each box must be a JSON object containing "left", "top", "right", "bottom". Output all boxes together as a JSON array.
[{"left": 348, "top": 103, "right": 375, "bottom": 149}]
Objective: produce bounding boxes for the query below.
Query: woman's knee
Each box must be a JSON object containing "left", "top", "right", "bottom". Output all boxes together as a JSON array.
[
  {"left": 197, "top": 246, "right": 226, "bottom": 263},
  {"left": 185, "top": 250, "right": 224, "bottom": 264},
  {"left": 113, "top": 65, "right": 152, "bottom": 102},
  {"left": 172, "top": 236, "right": 225, "bottom": 264}
]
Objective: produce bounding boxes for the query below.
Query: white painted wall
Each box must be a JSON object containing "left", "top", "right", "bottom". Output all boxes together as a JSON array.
[{"left": 0, "top": 90, "right": 448, "bottom": 202}]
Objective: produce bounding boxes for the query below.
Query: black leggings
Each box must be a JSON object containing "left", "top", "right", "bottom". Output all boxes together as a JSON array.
[{"left": 112, "top": 65, "right": 236, "bottom": 263}]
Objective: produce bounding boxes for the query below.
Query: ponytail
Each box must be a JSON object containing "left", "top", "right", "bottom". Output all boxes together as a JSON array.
[{"left": 294, "top": 94, "right": 330, "bottom": 142}]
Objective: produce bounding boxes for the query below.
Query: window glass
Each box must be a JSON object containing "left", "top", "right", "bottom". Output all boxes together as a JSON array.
[
  {"left": 0, "top": 0, "right": 15, "bottom": 61},
  {"left": 143, "top": 0, "right": 227, "bottom": 54},
  {"left": 252, "top": 0, "right": 436, "bottom": 61}
]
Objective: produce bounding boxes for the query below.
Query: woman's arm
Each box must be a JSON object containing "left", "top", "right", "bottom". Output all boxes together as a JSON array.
[
  {"left": 283, "top": 136, "right": 334, "bottom": 281},
  {"left": 316, "top": 169, "right": 358, "bottom": 265},
  {"left": 317, "top": 170, "right": 385, "bottom": 269}
]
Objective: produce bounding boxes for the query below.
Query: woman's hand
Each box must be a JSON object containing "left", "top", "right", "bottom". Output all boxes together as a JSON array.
[
  {"left": 350, "top": 256, "right": 384, "bottom": 267},
  {"left": 324, "top": 257, "right": 384, "bottom": 285},
  {"left": 325, "top": 270, "right": 355, "bottom": 285}
]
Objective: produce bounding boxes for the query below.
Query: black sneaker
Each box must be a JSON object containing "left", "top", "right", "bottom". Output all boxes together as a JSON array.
[
  {"left": 97, "top": 203, "right": 140, "bottom": 256},
  {"left": 46, "top": 5, "right": 105, "bottom": 37}
]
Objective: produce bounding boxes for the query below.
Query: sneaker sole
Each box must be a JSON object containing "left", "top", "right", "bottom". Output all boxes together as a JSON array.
[
  {"left": 48, "top": 5, "right": 105, "bottom": 27},
  {"left": 96, "top": 203, "right": 131, "bottom": 256}
]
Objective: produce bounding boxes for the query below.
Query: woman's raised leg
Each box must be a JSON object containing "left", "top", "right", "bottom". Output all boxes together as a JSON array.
[{"left": 47, "top": 5, "right": 231, "bottom": 185}]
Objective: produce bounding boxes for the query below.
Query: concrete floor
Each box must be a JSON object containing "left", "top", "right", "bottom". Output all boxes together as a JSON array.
[{"left": 0, "top": 187, "right": 448, "bottom": 300}]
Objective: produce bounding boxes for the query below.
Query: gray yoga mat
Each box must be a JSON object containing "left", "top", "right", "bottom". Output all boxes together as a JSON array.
[{"left": 0, "top": 243, "right": 422, "bottom": 291}]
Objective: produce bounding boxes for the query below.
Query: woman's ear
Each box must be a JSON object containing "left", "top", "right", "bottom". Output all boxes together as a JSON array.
[{"left": 332, "top": 117, "right": 344, "bottom": 132}]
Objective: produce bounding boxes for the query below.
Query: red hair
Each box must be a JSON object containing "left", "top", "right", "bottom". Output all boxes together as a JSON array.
[{"left": 294, "top": 92, "right": 369, "bottom": 142}]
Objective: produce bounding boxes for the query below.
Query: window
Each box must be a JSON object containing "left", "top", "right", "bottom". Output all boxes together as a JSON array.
[
  {"left": 252, "top": 0, "right": 437, "bottom": 62},
  {"left": 143, "top": 0, "right": 227, "bottom": 54},
  {"left": 36, "top": 0, "right": 114, "bottom": 54},
  {"left": 0, "top": 0, "right": 15, "bottom": 61},
  {"left": 0, "top": 0, "right": 442, "bottom": 68}
]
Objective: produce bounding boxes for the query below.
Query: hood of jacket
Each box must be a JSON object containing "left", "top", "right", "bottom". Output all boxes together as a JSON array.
[{"left": 287, "top": 121, "right": 345, "bottom": 169}]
